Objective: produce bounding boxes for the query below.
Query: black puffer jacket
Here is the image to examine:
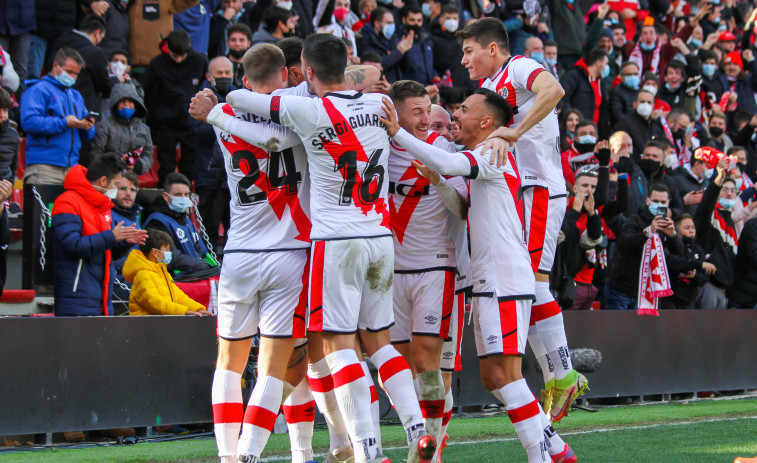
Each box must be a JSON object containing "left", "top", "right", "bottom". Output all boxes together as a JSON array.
[
  {"left": 0, "top": 120, "right": 19, "bottom": 182},
  {"left": 429, "top": 21, "right": 474, "bottom": 94},
  {"left": 729, "top": 217, "right": 757, "bottom": 308},
  {"left": 608, "top": 82, "right": 636, "bottom": 127},
  {"left": 141, "top": 50, "right": 208, "bottom": 128},
  {"left": 55, "top": 29, "right": 114, "bottom": 112},
  {"left": 91, "top": 83, "right": 154, "bottom": 175},
  {"left": 694, "top": 180, "right": 736, "bottom": 290},
  {"left": 660, "top": 235, "right": 707, "bottom": 309},
  {"left": 672, "top": 165, "right": 708, "bottom": 215}
]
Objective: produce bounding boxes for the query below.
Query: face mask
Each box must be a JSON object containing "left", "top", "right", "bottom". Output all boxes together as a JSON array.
[
  {"left": 624, "top": 75, "right": 640, "bottom": 89},
  {"left": 665, "top": 82, "right": 680, "bottom": 93},
  {"left": 642, "top": 85, "right": 657, "bottom": 97},
  {"left": 443, "top": 18, "right": 459, "bottom": 33},
  {"left": 407, "top": 24, "right": 423, "bottom": 36},
  {"left": 648, "top": 201, "right": 667, "bottom": 216},
  {"left": 110, "top": 61, "right": 128, "bottom": 77},
  {"left": 705, "top": 168, "right": 715, "bottom": 178},
  {"left": 636, "top": 102, "right": 653, "bottom": 118},
  {"left": 229, "top": 48, "right": 247, "bottom": 60},
  {"left": 278, "top": 0, "right": 293, "bottom": 9},
  {"left": 168, "top": 195, "right": 193, "bottom": 213},
  {"left": 718, "top": 198, "right": 737, "bottom": 209},
  {"left": 545, "top": 57, "right": 557, "bottom": 66},
  {"left": 600, "top": 64, "right": 609, "bottom": 79},
  {"left": 674, "top": 127, "right": 686, "bottom": 139},
  {"left": 690, "top": 38, "right": 702, "bottom": 47},
  {"left": 577, "top": 134, "right": 597, "bottom": 145},
  {"left": 702, "top": 63, "right": 717, "bottom": 78},
  {"left": 382, "top": 23, "right": 395, "bottom": 39},
  {"left": 735, "top": 178, "right": 743, "bottom": 190},
  {"left": 333, "top": 8, "right": 350, "bottom": 22},
  {"left": 737, "top": 162, "right": 747, "bottom": 172},
  {"left": 566, "top": 0, "right": 574, "bottom": 5},
  {"left": 96, "top": 185, "right": 118, "bottom": 200},
  {"left": 718, "top": 24, "right": 727, "bottom": 31},
  {"left": 640, "top": 42, "right": 656, "bottom": 51},
  {"left": 530, "top": 51, "right": 544, "bottom": 63},
  {"left": 116, "top": 107, "right": 136, "bottom": 119},
  {"left": 709, "top": 126, "right": 724, "bottom": 138},
  {"left": 663, "top": 153, "right": 677, "bottom": 168},
  {"left": 56, "top": 70, "right": 76, "bottom": 87},
  {"left": 157, "top": 250, "right": 173, "bottom": 265},
  {"left": 639, "top": 158, "right": 661, "bottom": 176},
  {"left": 610, "top": 18, "right": 619, "bottom": 24},
  {"left": 422, "top": 3, "right": 432, "bottom": 15},
  {"left": 212, "top": 77, "right": 232, "bottom": 96}
]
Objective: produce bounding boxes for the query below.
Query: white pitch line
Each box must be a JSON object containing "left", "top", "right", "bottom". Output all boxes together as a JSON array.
[{"left": 260, "top": 415, "right": 757, "bottom": 462}]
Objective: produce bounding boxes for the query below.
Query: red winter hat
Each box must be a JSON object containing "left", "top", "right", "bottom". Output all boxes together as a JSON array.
[
  {"left": 724, "top": 51, "right": 743, "bottom": 70},
  {"left": 718, "top": 31, "right": 737, "bottom": 42}
]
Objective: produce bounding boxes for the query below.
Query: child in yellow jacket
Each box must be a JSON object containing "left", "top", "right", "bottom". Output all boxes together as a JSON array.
[{"left": 123, "top": 229, "right": 208, "bottom": 316}]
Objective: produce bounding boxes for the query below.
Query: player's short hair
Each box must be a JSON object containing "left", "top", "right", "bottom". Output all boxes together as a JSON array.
[
  {"left": 243, "top": 43, "right": 286, "bottom": 84},
  {"left": 86, "top": 153, "right": 126, "bottom": 182},
  {"left": 585, "top": 48, "right": 607, "bottom": 66},
  {"left": 263, "top": 6, "right": 292, "bottom": 32},
  {"left": 0, "top": 88, "right": 12, "bottom": 110},
  {"left": 228, "top": 23, "right": 252, "bottom": 41},
  {"left": 649, "top": 182, "right": 670, "bottom": 198},
  {"left": 276, "top": 37, "right": 304, "bottom": 68},
  {"left": 53, "top": 47, "right": 85, "bottom": 69},
  {"left": 140, "top": 229, "right": 175, "bottom": 255},
  {"left": 79, "top": 14, "right": 107, "bottom": 34},
  {"left": 303, "top": 34, "right": 347, "bottom": 85},
  {"left": 472, "top": 88, "right": 512, "bottom": 128},
  {"left": 163, "top": 172, "right": 192, "bottom": 193},
  {"left": 456, "top": 17, "right": 510, "bottom": 53},
  {"left": 370, "top": 7, "right": 391, "bottom": 26},
  {"left": 389, "top": 80, "right": 428, "bottom": 104}
]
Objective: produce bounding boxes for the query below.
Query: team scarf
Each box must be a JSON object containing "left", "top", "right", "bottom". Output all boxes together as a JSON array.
[
  {"left": 711, "top": 206, "right": 738, "bottom": 254},
  {"left": 628, "top": 40, "right": 661, "bottom": 78},
  {"left": 637, "top": 229, "right": 673, "bottom": 316},
  {"left": 574, "top": 59, "right": 602, "bottom": 123}
]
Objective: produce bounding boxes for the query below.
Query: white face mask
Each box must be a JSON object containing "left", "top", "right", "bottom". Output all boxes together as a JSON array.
[
  {"left": 636, "top": 102, "right": 653, "bottom": 118},
  {"left": 642, "top": 85, "right": 657, "bottom": 97},
  {"left": 443, "top": 18, "right": 459, "bottom": 33},
  {"left": 110, "top": 61, "right": 128, "bottom": 77},
  {"left": 663, "top": 153, "right": 677, "bottom": 168},
  {"left": 277, "top": 1, "right": 293, "bottom": 9}
]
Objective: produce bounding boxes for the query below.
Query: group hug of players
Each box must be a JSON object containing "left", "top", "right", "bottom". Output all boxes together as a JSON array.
[{"left": 189, "top": 16, "right": 586, "bottom": 463}]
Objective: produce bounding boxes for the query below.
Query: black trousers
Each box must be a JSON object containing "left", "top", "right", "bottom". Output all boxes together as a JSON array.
[
  {"left": 155, "top": 124, "right": 199, "bottom": 186},
  {"left": 196, "top": 186, "right": 231, "bottom": 254}
]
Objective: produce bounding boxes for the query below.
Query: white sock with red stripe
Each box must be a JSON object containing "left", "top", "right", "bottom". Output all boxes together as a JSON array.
[
  {"left": 440, "top": 387, "right": 453, "bottom": 439},
  {"left": 238, "top": 375, "right": 284, "bottom": 460},
  {"left": 500, "top": 379, "right": 549, "bottom": 463},
  {"left": 307, "top": 359, "right": 351, "bottom": 456},
  {"left": 360, "top": 360, "right": 383, "bottom": 452},
  {"left": 537, "top": 410, "right": 566, "bottom": 456},
  {"left": 532, "top": 281, "right": 572, "bottom": 382},
  {"left": 490, "top": 388, "right": 505, "bottom": 404},
  {"left": 417, "top": 369, "right": 445, "bottom": 446},
  {"left": 370, "top": 344, "right": 426, "bottom": 444},
  {"left": 282, "top": 379, "right": 315, "bottom": 463},
  {"left": 212, "top": 369, "right": 243, "bottom": 460},
  {"left": 326, "top": 349, "right": 379, "bottom": 463}
]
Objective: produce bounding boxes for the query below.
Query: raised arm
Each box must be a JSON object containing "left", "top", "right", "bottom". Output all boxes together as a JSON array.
[
  {"left": 393, "top": 129, "right": 473, "bottom": 176},
  {"left": 207, "top": 103, "right": 302, "bottom": 152},
  {"left": 225, "top": 90, "right": 276, "bottom": 120}
]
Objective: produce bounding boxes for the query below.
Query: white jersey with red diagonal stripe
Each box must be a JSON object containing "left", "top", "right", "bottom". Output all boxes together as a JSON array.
[
  {"left": 388, "top": 132, "right": 463, "bottom": 271},
  {"left": 481, "top": 55, "right": 567, "bottom": 196},
  {"left": 270, "top": 90, "right": 392, "bottom": 240},
  {"left": 214, "top": 103, "right": 311, "bottom": 251}
]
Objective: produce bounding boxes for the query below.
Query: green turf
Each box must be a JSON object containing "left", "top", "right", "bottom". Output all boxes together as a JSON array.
[{"left": 4, "top": 398, "right": 757, "bottom": 462}]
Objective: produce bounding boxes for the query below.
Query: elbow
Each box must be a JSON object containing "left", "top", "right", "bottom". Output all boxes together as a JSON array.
[{"left": 554, "top": 83, "right": 566, "bottom": 101}]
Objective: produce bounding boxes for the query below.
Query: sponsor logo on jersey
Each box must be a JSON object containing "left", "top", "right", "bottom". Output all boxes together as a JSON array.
[
  {"left": 424, "top": 315, "right": 438, "bottom": 323},
  {"left": 487, "top": 335, "right": 498, "bottom": 344},
  {"left": 442, "top": 351, "right": 454, "bottom": 359}
]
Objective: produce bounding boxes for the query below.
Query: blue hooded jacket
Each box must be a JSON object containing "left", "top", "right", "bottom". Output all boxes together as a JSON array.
[{"left": 20, "top": 75, "right": 96, "bottom": 168}]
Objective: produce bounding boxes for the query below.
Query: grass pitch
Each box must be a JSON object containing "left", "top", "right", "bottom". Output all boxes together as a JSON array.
[{"left": 3, "top": 397, "right": 757, "bottom": 462}]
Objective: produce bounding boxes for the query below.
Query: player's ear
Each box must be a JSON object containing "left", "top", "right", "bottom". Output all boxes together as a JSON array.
[
  {"left": 480, "top": 115, "right": 493, "bottom": 130},
  {"left": 489, "top": 42, "right": 497, "bottom": 56},
  {"left": 281, "top": 66, "right": 288, "bottom": 84},
  {"left": 242, "top": 75, "right": 251, "bottom": 90}
]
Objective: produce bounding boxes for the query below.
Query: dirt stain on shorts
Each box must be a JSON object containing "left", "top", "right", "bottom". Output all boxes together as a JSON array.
[{"left": 366, "top": 255, "right": 392, "bottom": 294}]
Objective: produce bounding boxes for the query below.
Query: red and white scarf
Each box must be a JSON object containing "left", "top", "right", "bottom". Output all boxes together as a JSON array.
[
  {"left": 637, "top": 229, "right": 673, "bottom": 316},
  {"left": 711, "top": 207, "right": 738, "bottom": 254},
  {"left": 628, "top": 40, "right": 661, "bottom": 77}
]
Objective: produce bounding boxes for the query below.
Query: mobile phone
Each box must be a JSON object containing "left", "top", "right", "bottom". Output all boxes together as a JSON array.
[
  {"left": 86, "top": 111, "right": 100, "bottom": 120},
  {"left": 657, "top": 206, "right": 668, "bottom": 217}
]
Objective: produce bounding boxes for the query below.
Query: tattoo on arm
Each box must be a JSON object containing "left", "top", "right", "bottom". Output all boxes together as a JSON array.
[{"left": 287, "top": 345, "right": 308, "bottom": 369}]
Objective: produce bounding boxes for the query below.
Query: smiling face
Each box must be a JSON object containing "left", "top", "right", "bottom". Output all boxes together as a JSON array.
[
  {"left": 461, "top": 38, "right": 500, "bottom": 81},
  {"left": 613, "top": 28, "right": 626, "bottom": 48},
  {"left": 565, "top": 112, "right": 580, "bottom": 134},
  {"left": 429, "top": 104, "right": 453, "bottom": 141},
  {"left": 451, "top": 93, "right": 493, "bottom": 148},
  {"left": 640, "top": 25, "right": 656, "bottom": 46},
  {"left": 396, "top": 95, "right": 432, "bottom": 140}
]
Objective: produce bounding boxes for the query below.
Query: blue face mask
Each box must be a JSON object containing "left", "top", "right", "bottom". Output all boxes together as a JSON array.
[
  {"left": 566, "top": 0, "right": 574, "bottom": 4},
  {"left": 702, "top": 63, "right": 717, "bottom": 78},
  {"left": 577, "top": 134, "right": 597, "bottom": 144},
  {"left": 735, "top": 178, "right": 743, "bottom": 190},
  {"left": 116, "top": 107, "right": 136, "bottom": 119},
  {"left": 422, "top": 3, "right": 432, "bottom": 16},
  {"left": 610, "top": 18, "right": 619, "bottom": 24},
  {"left": 530, "top": 51, "right": 544, "bottom": 63},
  {"left": 624, "top": 75, "right": 640, "bottom": 89},
  {"left": 56, "top": 71, "right": 76, "bottom": 87},
  {"left": 640, "top": 42, "right": 656, "bottom": 51},
  {"left": 690, "top": 38, "right": 702, "bottom": 47},
  {"left": 648, "top": 201, "right": 667, "bottom": 216},
  {"left": 718, "top": 198, "right": 737, "bottom": 209},
  {"left": 705, "top": 168, "right": 715, "bottom": 178},
  {"left": 168, "top": 195, "right": 193, "bottom": 213},
  {"left": 157, "top": 250, "right": 173, "bottom": 266},
  {"left": 665, "top": 82, "right": 679, "bottom": 92},
  {"left": 545, "top": 57, "right": 557, "bottom": 66},
  {"left": 382, "top": 23, "right": 395, "bottom": 39},
  {"left": 601, "top": 64, "right": 610, "bottom": 79}
]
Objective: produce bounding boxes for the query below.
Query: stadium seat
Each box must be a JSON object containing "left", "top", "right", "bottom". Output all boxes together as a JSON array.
[
  {"left": 10, "top": 188, "right": 22, "bottom": 210},
  {"left": 29, "top": 312, "right": 54, "bottom": 317},
  {"left": 592, "top": 301, "right": 601, "bottom": 310},
  {"left": 137, "top": 147, "right": 160, "bottom": 189},
  {"left": 16, "top": 137, "right": 26, "bottom": 181},
  {"left": 0, "top": 290, "right": 37, "bottom": 303}
]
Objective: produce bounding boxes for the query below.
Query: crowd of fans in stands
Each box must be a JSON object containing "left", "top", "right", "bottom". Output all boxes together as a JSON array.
[{"left": 2, "top": 0, "right": 757, "bottom": 315}]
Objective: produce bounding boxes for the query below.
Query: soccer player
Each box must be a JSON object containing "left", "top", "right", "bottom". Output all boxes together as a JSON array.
[
  {"left": 220, "top": 34, "right": 436, "bottom": 463},
  {"left": 458, "top": 17, "right": 588, "bottom": 423},
  {"left": 386, "top": 80, "right": 469, "bottom": 452},
  {"left": 429, "top": 104, "right": 454, "bottom": 142},
  {"left": 381, "top": 89, "right": 575, "bottom": 463}
]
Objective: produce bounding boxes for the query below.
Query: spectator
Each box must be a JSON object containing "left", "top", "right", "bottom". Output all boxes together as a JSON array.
[
  {"left": 660, "top": 214, "right": 714, "bottom": 309},
  {"left": 622, "top": 16, "right": 696, "bottom": 78},
  {"left": 439, "top": 85, "right": 465, "bottom": 114},
  {"left": 703, "top": 111, "right": 733, "bottom": 153},
  {"left": 723, "top": 50, "right": 757, "bottom": 116},
  {"left": 91, "top": 83, "right": 154, "bottom": 176},
  {"left": 728, "top": 165, "right": 757, "bottom": 237},
  {"left": 141, "top": 30, "right": 208, "bottom": 185},
  {"left": 0, "top": 0, "right": 34, "bottom": 82},
  {"left": 124, "top": 229, "right": 209, "bottom": 316},
  {"left": 0, "top": 179, "right": 11, "bottom": 297},
  {"left": 429, "top": 103, "right": 453, "bottom": 141},
  {"left": 673, "top": 147, "right": 708, "bottom": 215},
  {"left": 559, "top": 107, "right": 583, "bottom": 152},
  {"left": 277, "top": 37, "right": 306, "bottom": 87},
  {"left": 700, "top": 50, "right": 728, "bottom": 101},
  {"left": 543, "top": 40, "right": 563, "bottom": 80},
  {"left": 0, "top": 43, "right": 20, "bottom": 94},
  {"left": 560, "top": 49, "right": 610, "bottom": 134},
  {"left": 51, "top": 153, "right": 147, "bottom": 316},
  {"left": 209, "top": 0, "right": 245, "bottom": 58},
  {"left": 55, "top": 15, "right": 113, "bottom": 114},
  {"left": 613, "top": 89, "right": 666, "bottom": 159},
  {"left": 609, "top": 23, "right": 627, "bottom": 68},
  {"left": 84, "top": 0, "right": 130, "bottom": 57},
  {"left": 640, "top": 71, "right": 672, "bottom": 113},
  {"left": 666, "top": 108, "right": 698, "bottom": 166},
  {"left": 110, "top": 170, "right": 142, "bottom": 276},
  {"left": 0, "top": 88, "right": 18, "bottom": 182},
  {"left": 352, "top": 0, "right": 377, "bottom": 32},
  {"left": 29, "top": 0, "right": 78, "bottom": 79},
  {"left": 395, "top": 6, "right": 435, "bottom": 85},
  {"left": 21, "top": 48, "right": 96, "bottom": 184},
  {"left": 174, "top": 0, "right": 223, "bottom": 55},
  {"left": 315, "top": 0, "right": 357, "bottom": 60},
  {"left": 143, "top": 173, "right": 220, "bottom": 275},
  {"left": 430, "top": 5, "right": 471, "bottom": 92},
  {"left": 547, "top": 0, "right": 593, "bottom": 70},
  {"left": 729, "top": 216, "right": 757, "bottom": 308},
  {"left": 421, "top": 0, "right": 444, "bottom": 30},
  {"left": 252, "top": 6, "right": 295, "bottom": 45},
  {"left": 127, "top": 0, "right": 198, "bottom": 67},
  {"left": 606, "top": 183, "right": 677, "bottom": 310},
  {"left": 357, "top": 7, "right": 408, "bottom": 83},
  {"left": 609, "top": 61, "right": 640, "bottom": 126},
  {"left": 657, "top": 58, "right": 699, "bottom": 110},
  {"left": 524, "top": 36, "right": 544, "bottom": 66},
  {"left": 106, "top": 50, "right": 139, "bottom": 91},
  {"left": 627, "top": 139, "right": 684, "bottom": 218},
  {"left": 561, "top": 119, "right": 599, "bottom": 186},
  {"left": 226, "top": 23, "right": 252, "bottom": 89}
]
